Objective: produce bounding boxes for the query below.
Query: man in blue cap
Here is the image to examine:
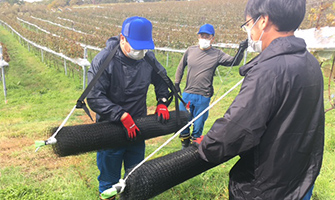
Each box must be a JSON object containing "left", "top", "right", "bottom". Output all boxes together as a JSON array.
[
  {"left": 87, "top": 16, "right": 170, "bottom": 199},
  {"left": 175, "top": 23, "right": 248, "bottom": 149}
]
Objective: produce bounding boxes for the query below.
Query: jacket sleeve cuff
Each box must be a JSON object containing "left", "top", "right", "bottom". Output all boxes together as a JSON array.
[
  {"left": 157, "top": 97, "right": 168, "bottom": 105},
  {"left": 115, "top": 110, "right": 126, "bottom": 122}
]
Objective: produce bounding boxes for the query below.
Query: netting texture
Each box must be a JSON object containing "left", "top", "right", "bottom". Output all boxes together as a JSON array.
[
  {"left": 51, "top": 111, "right": 189, "bottom": 157},
  {"left": 120, "top": 145, "right": 219, "bottom": 200}
]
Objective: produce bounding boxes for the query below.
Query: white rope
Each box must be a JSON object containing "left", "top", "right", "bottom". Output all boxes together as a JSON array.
[
  {"left": 35, "top": 105, "right": 77, "bottom": 152},
  {"left": 211, "top": 48, "right": 247, "bottom": 103},
  {"left": 215, "top": 68, "right": 223, "bottom": 82},
  {"left": 124, "top": 78, "right": 244, "bottom": 181},
  {"left": 50, "top": 105, "right": 77, "bottom": 139}
]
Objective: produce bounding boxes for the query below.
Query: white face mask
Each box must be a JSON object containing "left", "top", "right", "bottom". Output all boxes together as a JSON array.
[
  {"left": 127, "top": 45, "right": 148, "bottom": 60},
  {"left": 198, "top": 39, "right": 211, "bottom": 49},
  {"left": 245, "top": 17, "right": 264, "bottom": 53}
]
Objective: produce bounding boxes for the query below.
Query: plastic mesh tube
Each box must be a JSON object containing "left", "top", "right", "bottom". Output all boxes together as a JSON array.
[
  {"left": 120, "top": 145, "right": 219, "bottom": 200},
  {"left": 50, "top": 111, "right": 189, "bottom": 157}
]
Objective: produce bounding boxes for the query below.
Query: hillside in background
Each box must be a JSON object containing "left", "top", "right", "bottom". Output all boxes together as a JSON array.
[
  {"left": 0, "top": 0, "right": 334, "bottom": 58},
  {"left": 0, "top": 0, "right": 334, "bottom": 199}
]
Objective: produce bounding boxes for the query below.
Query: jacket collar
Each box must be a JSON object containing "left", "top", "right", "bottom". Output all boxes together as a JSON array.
[
  {"left": 239, "top": 36, "right": 307, "bottom": 76},
  {"left": 106, "top": 35, "right": 120, "bottom": 50}
]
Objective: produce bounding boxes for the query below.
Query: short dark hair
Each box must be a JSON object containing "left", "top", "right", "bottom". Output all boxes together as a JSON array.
[{"left": 244, "top": 0, "right": 306, "bottom": 32}]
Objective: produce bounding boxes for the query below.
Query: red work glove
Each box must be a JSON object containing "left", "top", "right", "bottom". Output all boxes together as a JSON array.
[
  {"left": 192, "top": 135, "right": 204, "bottom": 145},
  {"left": 155, "top": 104, "right": 170, "bottom": 124},
  {"left": 121, "top": 113, "right": 140, "bottom": 141},
  {"left": 186, "top": 101, "right": 190, "bottom": 110}
]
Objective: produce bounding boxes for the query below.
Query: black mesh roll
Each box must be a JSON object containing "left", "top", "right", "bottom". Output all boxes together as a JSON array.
[
  {"left": 51, "top": 111, "right": 189, "bottom": 157},
  {"left": 120, "top": 145, "right": 219, "bottom": 200}
]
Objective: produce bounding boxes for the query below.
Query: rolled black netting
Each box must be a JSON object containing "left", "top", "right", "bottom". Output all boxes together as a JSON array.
[
  {"left": 51, "top": 111, "right": 189, "bottom": 157},
  {"left": 120, "top": 145, "right": 220, "bottom": 200}
]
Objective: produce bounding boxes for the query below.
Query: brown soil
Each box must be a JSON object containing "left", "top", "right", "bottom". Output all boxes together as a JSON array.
[
  {"left": 0, "top": 137, "right": 84, "bottom": 173},
  {"left": 0, "top": 113, "right": 95, "bottom": 173}
]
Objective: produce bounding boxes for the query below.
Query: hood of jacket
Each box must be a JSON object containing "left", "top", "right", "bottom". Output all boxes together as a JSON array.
[{"left": 105, "top": 35, "right": 121, "bottom": 51}]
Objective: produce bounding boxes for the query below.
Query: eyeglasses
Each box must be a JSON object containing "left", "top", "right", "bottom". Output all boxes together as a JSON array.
[
  {"left": 198, "top": 33, "right": 213, "bottom": 40},
  {"left": 240, "top": 16, "right": 260, "bottom": 32}
]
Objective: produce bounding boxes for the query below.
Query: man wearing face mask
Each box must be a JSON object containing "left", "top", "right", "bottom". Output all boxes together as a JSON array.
[
  {"left": 174, "top": 24, "right": 248, "bottom": 149},
  {"left": 87, "top": 16, "right": 170, "bottom": 199},
  {"left": 197, "top": 0, "right": 324, "bottom": 199}
]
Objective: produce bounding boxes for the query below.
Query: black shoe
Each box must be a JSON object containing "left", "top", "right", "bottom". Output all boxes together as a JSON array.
[{"left": 180, "top": 134, "right": 191, "bottom": 149}]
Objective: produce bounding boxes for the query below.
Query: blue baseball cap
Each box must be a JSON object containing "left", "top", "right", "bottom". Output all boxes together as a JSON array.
[
  {"left": 121, "top": 16, "right": 155, "bottom": 50},
  {"left": 198, "top": 24, "right": 215, "bottom": 36}
]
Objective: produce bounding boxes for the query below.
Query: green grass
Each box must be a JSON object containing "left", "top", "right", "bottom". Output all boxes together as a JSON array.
[
  {"left": 0, "top": 28, "right": 87, "bottom": 137},
  {"left": 1, "top": 25, "right": 335, "bottom": 200}
]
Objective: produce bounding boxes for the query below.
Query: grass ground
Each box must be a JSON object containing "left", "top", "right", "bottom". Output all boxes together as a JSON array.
[{"left": 0, "top": 25, "right": 334, "bottom": 199}]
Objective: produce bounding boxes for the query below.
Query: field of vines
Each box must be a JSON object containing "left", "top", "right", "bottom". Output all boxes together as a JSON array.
[
  {"left": 0, "top": 0, "right": 334, "bottom": 60},
  {"left": 0, "top": 0, "right": 335, "bottom": 199}
]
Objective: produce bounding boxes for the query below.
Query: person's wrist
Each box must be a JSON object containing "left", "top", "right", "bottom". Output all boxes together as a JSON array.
[
  {"left": 157, "top": 97, "right": 168, "bottom": 105},
  {"left": 120, "top": 112, "right": 129, "bottom": 121}
]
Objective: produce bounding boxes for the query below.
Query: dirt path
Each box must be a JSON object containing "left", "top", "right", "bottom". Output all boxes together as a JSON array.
[{"left": 0, "top": 113, "right": 95, "bottom": 172}]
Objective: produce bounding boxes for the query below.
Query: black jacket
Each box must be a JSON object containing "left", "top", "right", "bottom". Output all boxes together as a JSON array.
[
  {"left": 199, "top": 36, "right": 324, "bottom": 200},
  {"left": 87, "top": 36, "right": 169, "bottom": 122}
]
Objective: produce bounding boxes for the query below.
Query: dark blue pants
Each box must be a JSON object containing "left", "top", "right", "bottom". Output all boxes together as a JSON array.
[
  {"left": 303, "top": 185, "right": 314, "bottom": 200},
  {"left": 179, "top": 92, "right": 210, "bottom": 138},
  {"left": 97, "top": 141, "right": 145, "bottom": 193}
]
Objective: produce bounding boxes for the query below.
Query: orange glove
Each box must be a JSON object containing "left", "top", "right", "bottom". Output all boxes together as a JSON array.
[
  {"left": 155, "top": 104, "right": 170, "bottom": 123},
  {"left": 193, "top": 135, "right": 204, "bottom": 145},
  {"left": 121, "top": 113, "right": 140, "bottom": 141}
]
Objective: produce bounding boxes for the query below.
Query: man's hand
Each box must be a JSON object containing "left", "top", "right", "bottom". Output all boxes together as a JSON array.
[
  {"left": 155, "top": 104, "right": 170, "bottom": 123},
  {"left": 239, "top": 39, "right": 248, "bottom": 51},
  {"left": 121, "top": 113, "right": 140, "bottom": 141}
]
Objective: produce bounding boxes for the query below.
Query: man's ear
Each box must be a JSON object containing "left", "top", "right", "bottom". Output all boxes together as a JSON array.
[
  {"left": 120, "top": 34, "right": 125, "bottom": 43},
  {"left": 259, "top": 15, "right": 270, "bottom": 31}
]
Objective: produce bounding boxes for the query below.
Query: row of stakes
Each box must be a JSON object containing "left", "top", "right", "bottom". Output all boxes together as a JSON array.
[{"left": 0, "top": 45, "right": 8, "bottom": 104}]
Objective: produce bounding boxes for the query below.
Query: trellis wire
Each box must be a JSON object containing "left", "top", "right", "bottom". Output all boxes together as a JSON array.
[{"left": 0, "top": 19, "right": 242, "bottom": 91}]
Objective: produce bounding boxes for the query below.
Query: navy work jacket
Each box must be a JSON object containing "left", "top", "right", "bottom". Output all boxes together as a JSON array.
[
  {"left": 87, "top": 36, "right": 169, "bottom": 122},
  {"left": 199, "top": 36, "right": 324, "bottom": 200}
]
